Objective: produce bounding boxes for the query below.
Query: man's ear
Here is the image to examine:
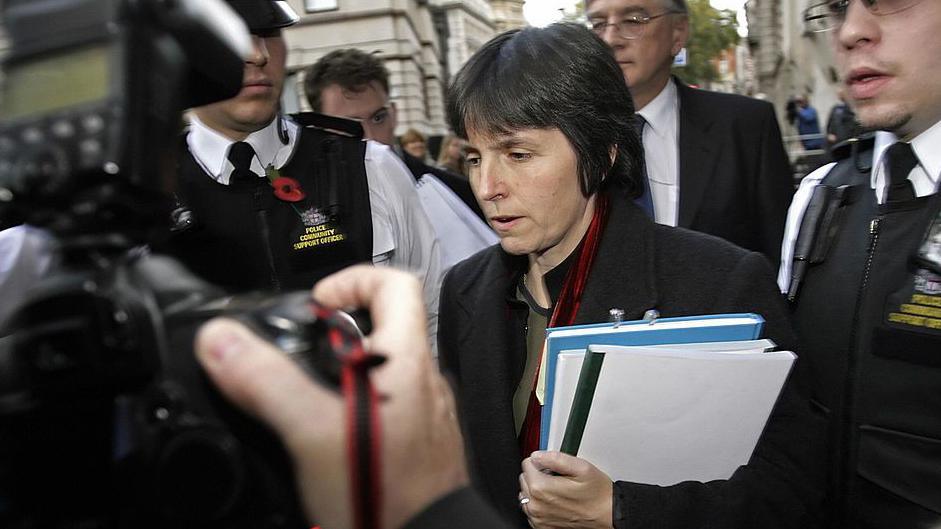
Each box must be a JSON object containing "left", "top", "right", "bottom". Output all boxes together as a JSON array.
[{"left": 671, "top": 15, "right": 690, "bottom": 57}]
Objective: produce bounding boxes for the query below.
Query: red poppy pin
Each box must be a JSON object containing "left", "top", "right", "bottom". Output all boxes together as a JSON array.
[
  {"left": 265, "top": 165, "right": 306, "bottom": 203},
  {"left": 266, "top": 165, "right": 321, "bottom": 226},
  {"left": 271, "top": 176, "right": 306, "bottom": 202}
]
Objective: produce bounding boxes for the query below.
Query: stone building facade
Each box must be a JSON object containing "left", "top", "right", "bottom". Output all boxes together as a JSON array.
[
  {"left": 0, "top": 2, "right": 525, "bottom": 137},
  {"left": 745, "top": 0, "right": 840, "bottom": 138},
  {"left": 490, "top": 0, "right": 527, "bottom": 33},
  {"left": 281, "top": 0, "right": 525, "bottom": 137}
]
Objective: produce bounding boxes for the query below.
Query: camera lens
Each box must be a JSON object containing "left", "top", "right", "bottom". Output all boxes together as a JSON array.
[{"left": 156, "top": 427, "right": 246, "bottom": 522}]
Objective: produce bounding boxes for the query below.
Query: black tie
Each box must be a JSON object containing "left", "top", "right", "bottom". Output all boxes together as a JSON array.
[
  {"left": 227, "top": 141, "right": 259, "bottom": 188},
  {"left": 883, "top": 141, "right": 918, "bottom": 203},
  {"left": 632, "top": 115, "right": 655, "bottom": 219}
]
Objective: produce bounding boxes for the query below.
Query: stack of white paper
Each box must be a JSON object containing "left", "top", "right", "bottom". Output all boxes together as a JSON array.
[{"left": 547, "top": 342, "right": 794, "bottom": 486}]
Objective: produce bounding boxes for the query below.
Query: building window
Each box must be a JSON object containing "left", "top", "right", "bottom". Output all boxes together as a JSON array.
[{"left": 305, "top": 0, "right": 338, "bottom": 13}]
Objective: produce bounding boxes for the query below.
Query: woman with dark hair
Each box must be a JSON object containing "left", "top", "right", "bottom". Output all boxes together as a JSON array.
[{"left": 438, "top": 23, "right": 824, "bottom": 529}]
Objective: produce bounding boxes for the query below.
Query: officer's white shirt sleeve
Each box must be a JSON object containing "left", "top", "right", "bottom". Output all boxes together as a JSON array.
[
  {"left": 363, "top": 141, "right": 444, "bottom": 354},
  {"left": 0, "top": 225, "right": 58, "bottom": 328},
  {"left": 777, "top": 163, "right": 837, "bottom": 293}
]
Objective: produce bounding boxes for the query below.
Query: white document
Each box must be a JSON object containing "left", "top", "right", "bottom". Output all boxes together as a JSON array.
[
  {"left": 547, "top": 344, "right": 795, "bottom": 486},
  {"left": 414, "top": 173, "right": 498, "bottom": 269},
  {"left": 547, "top": 352, "right": 587, "bottom": 449}
]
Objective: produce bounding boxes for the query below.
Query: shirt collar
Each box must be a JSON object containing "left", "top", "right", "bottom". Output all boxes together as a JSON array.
[
  {"left": 871, "top": 119, "right": 941, "bottom": 198},
  {"left": 186, "top": 114, "right": 299, "bottom": 185},
  {"left": 911, "top": 119, "right": 941, "bottom": 192},
  {"left": 636, "top": 77, "right": 677, "bottom": 139}
]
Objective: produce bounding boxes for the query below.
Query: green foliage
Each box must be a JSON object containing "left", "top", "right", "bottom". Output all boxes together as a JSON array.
[
  {"left": 562, "top": 1, "right": 586, "bottom": 22},
  {"left": 673, "top": 0, "right": 740, "bottom": 86}
]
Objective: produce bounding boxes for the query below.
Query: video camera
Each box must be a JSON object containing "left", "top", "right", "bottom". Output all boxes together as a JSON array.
[{"left": 0, "top": 1, "right": 355, "bottom": 528}]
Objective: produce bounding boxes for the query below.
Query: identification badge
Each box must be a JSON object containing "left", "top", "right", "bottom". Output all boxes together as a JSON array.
[
  {"left": 914, "top": 208, "right": 941, "bottom": 275},
  {"left": 289, "top": 204, "right": 348, "bottom": 253}
]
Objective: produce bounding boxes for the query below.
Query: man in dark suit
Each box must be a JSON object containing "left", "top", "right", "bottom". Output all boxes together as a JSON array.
[{"left": 586, "top": 0, "right": 794, "bottom": 262}]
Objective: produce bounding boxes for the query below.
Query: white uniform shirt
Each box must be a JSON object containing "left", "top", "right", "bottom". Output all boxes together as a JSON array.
[
  {"left": 778, "top": 121, "right": 941, "bottom": 293},
  {"left": 187, "top": 115, "right": 299, "bottom": 185},
  {"left": 637, "top": 78, "right": 681, "bottom": 227}
]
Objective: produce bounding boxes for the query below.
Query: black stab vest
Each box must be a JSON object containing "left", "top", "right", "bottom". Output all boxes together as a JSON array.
[
  {"left": 162, "top": 121, "right": 373, "bottom": 293},
  {"left": 791, "top": 145, "right": 941, "bottom": 528}
]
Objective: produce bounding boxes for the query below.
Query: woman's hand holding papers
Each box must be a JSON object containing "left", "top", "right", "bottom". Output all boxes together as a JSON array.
[{"left": 519, "top": 451, "right": 614, "bottom": 528}]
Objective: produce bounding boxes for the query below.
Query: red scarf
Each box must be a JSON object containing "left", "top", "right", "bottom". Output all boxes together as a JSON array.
[{"left": 518, "top": 194, "right": 610, "bottom": 456}]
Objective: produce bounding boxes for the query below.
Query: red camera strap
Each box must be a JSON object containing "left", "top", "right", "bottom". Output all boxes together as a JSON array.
[{"left": 327, "top": 321, "right": 384, "bottom": 529}]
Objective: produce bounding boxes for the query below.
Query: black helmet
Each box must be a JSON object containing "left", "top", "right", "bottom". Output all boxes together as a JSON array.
[{"left": 225, "top": 0, "right": 299, "bottom": 33}]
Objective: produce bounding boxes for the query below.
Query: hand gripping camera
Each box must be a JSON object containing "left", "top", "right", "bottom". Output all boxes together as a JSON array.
[{"left": 0, "top": 2, "right": 362, "bottom": 528}]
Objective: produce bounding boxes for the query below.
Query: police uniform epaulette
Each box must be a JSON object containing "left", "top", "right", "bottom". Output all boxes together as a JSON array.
[
  {"left": 829, "top": 130, "right": 876, "bottom": 162},
  {"left": 290, "top": 112, "right": 364, "bottom": 140}
]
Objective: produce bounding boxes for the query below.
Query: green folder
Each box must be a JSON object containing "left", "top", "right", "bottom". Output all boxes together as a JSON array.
[{"left": 559, "top": 349, "right": 605, "bottom": 455}]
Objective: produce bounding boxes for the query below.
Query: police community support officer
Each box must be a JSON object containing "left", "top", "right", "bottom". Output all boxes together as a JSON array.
[
  {"left": 779, "top": 0, "right": 941, "bottom": 526},
  {"left": 163, "top": 0, "right": 443, "bottom": 344}
]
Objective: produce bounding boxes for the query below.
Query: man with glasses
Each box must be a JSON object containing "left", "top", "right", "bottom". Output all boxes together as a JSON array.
[
  {"left": 586, "top": 0, "right": 794, "bottom": 263},
  {"left": 780, "top": 0, "right": 941, "bottom": 526}
]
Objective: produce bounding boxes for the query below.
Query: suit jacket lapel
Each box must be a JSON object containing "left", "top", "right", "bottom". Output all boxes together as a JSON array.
[
  {"left": 451, "top": 251, "right": 524, "bottom": 402},
  {"left": 577, "top": 197, "right": 660, "bottom": 322},
  {"left": 676, "top": 80, "right": 719, "bottom": 228}
]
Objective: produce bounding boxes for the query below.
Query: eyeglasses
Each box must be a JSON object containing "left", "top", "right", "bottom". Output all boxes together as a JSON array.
[
  {"left": 803, "top": 0, "right": 925, "bottom": 32},
  {"left": 588, "top": 11, "right": 681, "bottom": 40}
]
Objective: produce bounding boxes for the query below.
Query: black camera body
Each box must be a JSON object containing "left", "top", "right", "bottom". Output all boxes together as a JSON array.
[
  {"left": 0, "top": 0, "right": 245, "bottom": 236},
  {"left": 0, "top": 255, "right": 334, "bottom": 529},
  {"left": 0, "top": 1, "right": 349, "bottom": 528}
]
